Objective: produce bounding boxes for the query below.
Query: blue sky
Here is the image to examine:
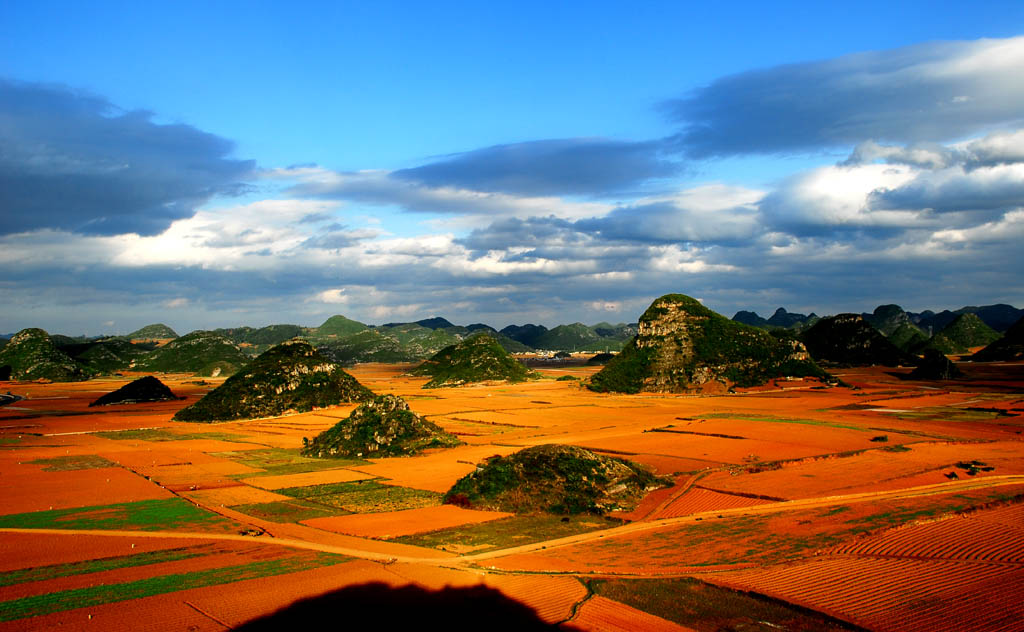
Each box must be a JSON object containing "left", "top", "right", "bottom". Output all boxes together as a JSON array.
[{"left": 2, "top": 1, "right": 1024, "bottom": 335}]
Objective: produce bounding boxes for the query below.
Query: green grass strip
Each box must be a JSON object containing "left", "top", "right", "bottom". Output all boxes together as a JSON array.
[
  {"left": 0, "top": 547, "right": 209, "bottom": 588},
  {"left": 0, "top": 498, "right": 230, "bottom": 531},
  {"left": 0, "top": 552, "right": 349, "bottom": 622},
  {"left": 702, "top": 413, "right": 865, "bottom": 432}
]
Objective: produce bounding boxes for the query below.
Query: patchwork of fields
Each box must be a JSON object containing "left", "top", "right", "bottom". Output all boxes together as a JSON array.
[{"left": 2, "top": 363, "right": 1023, "bottom": 630}]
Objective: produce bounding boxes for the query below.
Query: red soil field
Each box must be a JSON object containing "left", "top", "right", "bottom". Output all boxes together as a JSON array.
[
  {"left": 3, "top": 361, "right": 1024, "bottom": 630},
  {"left": 301, "top": 505, "right": 513, "bottom": 539},
  {"left": 565, "top": 596, "right": 696, "bottom": 632},
  {"left": 709, "top": 557, "right": 1024, "bottom": 632}
]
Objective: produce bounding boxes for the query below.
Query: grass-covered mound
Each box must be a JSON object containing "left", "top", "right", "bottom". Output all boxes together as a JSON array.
[
  {"left": 125, "top": 323, "right": 178, "bottom": 340},
  {"left": 301, "top": 394, "right": 460, "bottom": 458},
  {"left": 444, "top": 444, "right": 667, "bottom": 515},
  {"left": 909, "top": 349, "right": 964, "bottom": 380},
  {"left": 586, "top": 352, "right": 615, "bottom": 365},
  {"left": 312, "top": 314, "right": 369, "bottom": 339},
  {"left": 971, "top": 315, "right": 1024, "bottom": 362},
  {"left": 888, "top": 322, "right": 929, "bottom": 353},
  {"left": 133, "top": 331, "right": 251, "bottom": 377},
  {"left": 800, "top": 314, "right": 912, "bottom": 367},
  {"left": 173, "top": 339, "right": 373, "bottom": 422},
  {"left": 923, "top": 313, "right": 1001, "bottom": 355},
  {"left": 588, "top": 294, "right": 826, "bottom": 394},
  {"left": 90, "top": 376, "right": 183, "bottom": 406},
  {"left": 0, "top": 328, "right": 91, "bottom": 382},
  {"left": 410, "top": 334, "right": 538, "bottom": 388}
]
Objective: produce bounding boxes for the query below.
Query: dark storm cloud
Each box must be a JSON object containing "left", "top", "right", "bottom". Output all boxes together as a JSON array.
[
  {"left": 392, "top": 138, "right": 678, "bottom": 196},
  {"left": 0, "top": 79, "right": 254, "bottom": 236},
  {"left": 664, "top": 37, "right": 1024, "bottom": 157}
]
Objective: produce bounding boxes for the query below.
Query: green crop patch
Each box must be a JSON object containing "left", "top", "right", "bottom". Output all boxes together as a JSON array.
[
  {"left": 0, "top": 551, "right": 350, "bottom": 622},
  {"left": 0, "top": 545, "right": 214, "bottom": 588},
  {"left": 276, "top": 480, "right": 441, "bottom": 513},
  {"left": 215, "top": 447, "right": 367, "bottom": 477},
  {"left": 230, "top": 499, "right": 346, "bottom": 522},
  {"left": 590, "top": 577, "right": 853, "bottom": 631},
  {"left": 0, "top": 498, "right": 234, "bottom": 531},
  {"left": 703, "top": 413, "right": 866, "bottom": 432},
  {"left": 29, "top": 455, "right": 117, "bottom": 471},
  {"left": 394, "top": 514, "right": 618, "bottom": 553},
  {"left": 95, "top": 429, "right": 252, "bottom": 443}
]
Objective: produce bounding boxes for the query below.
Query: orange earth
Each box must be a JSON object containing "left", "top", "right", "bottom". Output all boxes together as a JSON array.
[{"left": 2, "top": 361, "right": 1024, "bottom": 630}]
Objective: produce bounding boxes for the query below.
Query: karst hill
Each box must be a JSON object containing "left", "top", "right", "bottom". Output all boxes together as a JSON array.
[
  {"left": 444, "top": 444, "right": 667, "bottom": 515},
  {"left": 90, "top": 376, "right": 182, "bottom": 406},
  {"left": 0, "top": 328, "right": 91, "bottom": 382},
  {"left": 301, "top": 394, "right": 459, "bottom": 458},
  {"left": 410, "top": 334, "right": 539, "bottom": 388},
  {"left": 588, "top": 294, "right": 825, "bottom": 394},
  {"left": 132, "top": 331, "right": 251, "bottom": 377},
  {"left": 173, "top": 339, "right": 373, "bottom": 422},
  {"left": 799, "top": 314, "right": 913, "bottom": 367},
  {"left": 923, "top": 313, "right": 1001, "bottom": 355}
]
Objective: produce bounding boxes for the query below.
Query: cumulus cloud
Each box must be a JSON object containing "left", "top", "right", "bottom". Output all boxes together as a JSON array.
[
  {"left": 665, "top": 36, "right": 1024, "bottom": 157},
  {"left": 392, "top": 138, "right": 678, "bottom": 197},
  {"left": 0, "top": 79, "right": 254, "bottom": 236}
]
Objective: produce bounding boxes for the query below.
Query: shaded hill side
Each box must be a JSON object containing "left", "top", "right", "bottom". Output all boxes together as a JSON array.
[
  {"left": 444, "top": 444, "right": 668, "bottom": 515},
  {"left": 410, "top": 334, "right": 538, "bottom": 388},
  {"left": 971, "top": 316, "right": 1024, "bottom": 362},
  {"left": 302, "top": 394, "right": 459, "bottom": 458},
  {"left": 909, "top": 349, "right": 964, "bottom": 380},
  {"left": 174, "top": 339, "right": 373, "bottom": 422},
  {"left": 90, "top": 376, "right": 183, "bottom": 406},
  {"left": 133, "top": 331, "right": 251, "bottom": 377},
  {"left": 922, "top": 313, "right": 1001, "bottom": 355},
  {"left": 59, "top": 339, "right": 154, "bottom": 375},
  {"left": 0, "top": 328, "right": 91, "bottom": 382},
  {"left": 863, "top": 304, "right": 912, "bottom": 337},
  {"left": 590, "top": 294, "right": 826, "bottom": 394},
  {"left": 800, "top": 314, "right": 913, "bottom": 367},
  {"left": 212, "top": 325, "right": 306, "bottom": 351}
]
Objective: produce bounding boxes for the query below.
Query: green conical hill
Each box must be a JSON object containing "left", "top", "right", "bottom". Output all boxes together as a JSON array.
[
  {"left": 302, "top": 394, "right": 459, "bottom": 458},
  {"left": 173, "top": 339, "right": 372, "bottom": 422},
  {"left": 888, "top": 322, "right": 929, "bottom": 353},
  {"left": 410, "top": 334, "right": 538, "bottom": 388},
  {"left": 126, "top": 323, "right": 178, "bottom": 339},
  {"left": 588, "top": 294, "right": 825, "bottom": 394},
  {"left": 314, "top": 315, "right": 369, "bottom": 339},
  {"left": 444, "top": 444, "right": 668, "bottom": 515},
  {"left": 61, "top": 339, "right": 152, "bottom": 375},
  {"left": 923, "top": 313, "right": 1001, "bottom": 355},
  {"left": 0, "top": 328, "right": 90, "bottom": 382}
]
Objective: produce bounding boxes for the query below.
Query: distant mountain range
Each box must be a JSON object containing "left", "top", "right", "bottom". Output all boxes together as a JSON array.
[{"left": 3, "top": 300, "right": 1022, "bottom": 381}]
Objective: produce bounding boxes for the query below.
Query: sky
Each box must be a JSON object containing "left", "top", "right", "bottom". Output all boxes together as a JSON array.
[{"left": 2, "top": 1, "right": 1024, "bottom": 335}]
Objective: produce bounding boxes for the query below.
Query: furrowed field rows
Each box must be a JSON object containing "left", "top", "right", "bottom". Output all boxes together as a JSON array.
[
  {"left": 828, "top": 502, "right": 1024, "bottom": 563},
  {"left": 651, "top": 487, "right": 771, "bottom": 519},
  {"left": 712, "top": 557, "right": 1024, "bottom": 631}
]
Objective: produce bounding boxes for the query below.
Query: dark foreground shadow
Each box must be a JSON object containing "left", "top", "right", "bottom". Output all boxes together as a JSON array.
[{"left": 235, "top": 581, "right": 555, "bottom": 631}]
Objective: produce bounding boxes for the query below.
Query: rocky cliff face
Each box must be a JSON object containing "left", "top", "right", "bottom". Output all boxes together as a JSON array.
[
  {"left": 173, "top": 339, "right": 372, "bottom": 422},
  {"left": 589, "top": 294, "right": 824, "bottom": 394}
]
